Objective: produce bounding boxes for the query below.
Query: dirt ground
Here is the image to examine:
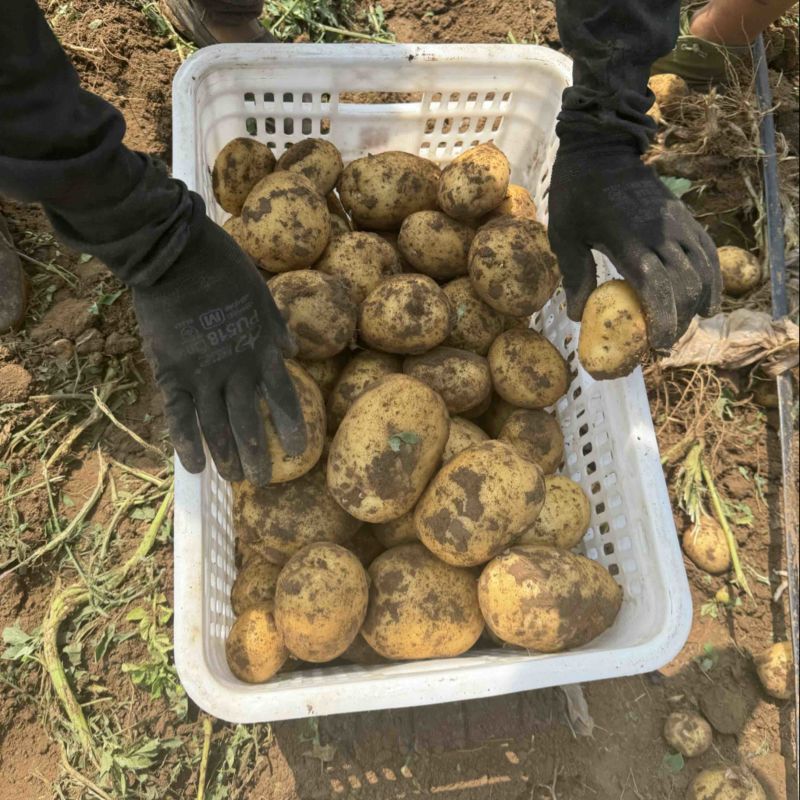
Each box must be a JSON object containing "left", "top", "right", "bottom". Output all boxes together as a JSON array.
[{"left": 0, "top": 1, "right": 798, "bottom": 798}]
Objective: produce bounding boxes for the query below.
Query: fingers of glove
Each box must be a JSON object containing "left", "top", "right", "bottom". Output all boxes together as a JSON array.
[
  {"left": 693, "top": 225, "right": 723, "bottom": 316},
  {"left": 678, "top": 234, "right": 720, "bottom": 319},
  {"left": 163, "top": 389, "right": 206, "bottom": 474},
  {"left": 195, "top": 390, "right": 244, "bottom": 483},
  {"left": 259, "top": 284, "right": 298, "bottom": 356},
  {"left": 260, "top": 348, "right": 307, "bottom": 457},
  {"left": 225, "top": 377, "right": 272, "bottom": 487},
  {"left": 549, "top": 238, "right": 598, "bottom": 322},
  {"left": 657, "top": 242, "right": 704, "bottom": 340},
  {"left": 622, "top": 251, "right": 679, "bottom": 350}
]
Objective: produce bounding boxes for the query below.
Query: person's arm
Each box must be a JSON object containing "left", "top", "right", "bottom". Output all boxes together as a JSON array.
[{"left": 0, "top": 0, "right": 304, "bottom": 484}]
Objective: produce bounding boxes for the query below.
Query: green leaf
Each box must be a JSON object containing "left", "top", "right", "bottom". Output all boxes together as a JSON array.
[
  {"left": 700, "top": 600, "right": 719, "bottom": 619},
  {"left": 662, "top": 752, "right": 685, "bottom": 773},
  {"left": 94, "top": 624, "right": 116, "bottom": 662},
  {"left": 130, "top": 506, "right": 156, "bottom": 521},
  {"left": 63, "top": 640, "right": 82, "bottom": 667},
  {"left": 660, "top": 176, "right": 694, "bottom": 199},
  {"left": 1, "top": 624, "right": 40, "bottom": 661},
  {"left": 388, "top": 431, "right": 421, "bottom": 451}
]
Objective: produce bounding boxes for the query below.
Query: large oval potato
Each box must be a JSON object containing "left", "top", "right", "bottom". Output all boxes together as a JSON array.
[
  {"left": 327, "top": 374, "right": 449, "bottom": 523},
  {"left": 360, "top": 274, "right": 454, "bottom": 355},
  {"left": 498, "top": 409, "right": 564, "bottom": 474},
  {"left": 682, "top": 516, "right": 731, "bottom": 575},
  {"left": 687, "top": 766, "right": 766, "bottom": 800},
  {"left": 442, "top": 416, "right": 489, "bottom": 463},
  {"left": 241, "top": 172, "right": 330, "bottom": 272},
  {"left": 754, "top": 641, "right": 794, "bottom": 700},
  {"left": 361, "top": 544, "right": 484, "bottom": 659},
  {"left": 478, "top": 545, "right": 623, "bottom": 652},
  {"left": 338, "top": 151, "right": 440, "bottom": 230},
  {"left": 369, "top": 512, "right": 418, "bottom": 548},
  {"left": 415, "top": 440, "right": 545, "bottom": 566},
  {"left": 484, "top": 184, "right": 538, "bottom": 223},
  {"left": 517, "top": 475, "right": 590, "bottom": 549},
  {"left": 469, "top": 217, "right": 559, "bottom": 316},
  {"left": 298, "top": 352, "right": 349, "bottom": 400},
  {"left": 212, "top": 138, "right": 276, "bottom": 215},
  {"left": 225, "top": 603, "right": 288, "bottom": 683},
  {"left": 489, "top": 329, "right": 570, "bottom": 409},
  {"left": 231, "top": 558, "right": 282, "bottom": 616},
  {"left": 442, "top": 277, "right": 506, "bottom": 356},
  {"left": 274, "top": 543, "right": 368, "bottom": 662},
  {"left": 276, "top": 138, "right": 343, "bottom": 195},
  {"left": 438, "top": 143, "right": 510, "bottom": 221},
  {"left": 403, "top": 347, "right": 492, "bottom": 415},
  {"left": 397, "top": 211, "right": 475, "bottom": 280}
]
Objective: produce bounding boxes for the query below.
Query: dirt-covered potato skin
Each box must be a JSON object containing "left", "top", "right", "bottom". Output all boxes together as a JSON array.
[
  {"left": 682, "top": 516, "right": 731, "bottom": 574},
  {"left": 442, "top": 277, "right": 507, "bottom": 356},
  {"left": 231, "top": 559, "right": 282, "bottom": 616},
  {"left": 484, "top": 184, "right": 538, "bottom": 222},
  {"left": 517, "top": 475, "right": 591, "bottom": 549},
  {"left": 468, "top": 217, "right": 559, "bottom": 316},
  {"left": 754, "top": 641, "right": 794, "bottom": 700},
  {"left": 718, "top": 245, "right": 761, "bottom": 296},
  {"left": 662, "top": 711, "right": 713, "bottom": 758},
  {"left": 345, "top": 527, "right": 386, "bottom": 567},
  {"left": 397, "top": 211, "right": 475, "bottom": 280},
  {"left": 415, "top": 440, "right": 545, "bottom": 567},
  {"left": 241, "top": 172, "right": 330, "bottom": 272},
  {"left": 338, "top": 151, "right": 440, "bottom": 230},
  {"left": 477, "top": 393, "right": 519, "bottom": 437},
  {"left": 297, "top": 352, "right": 348, "bottom": 400},
  {"left": 488, "top": 329, "right": 570, "bottom": 409},
  {"left": 225, "top": 603, "right": 288, "bottom": 683},
  {"left": 498, "top": 409, "right": 564, "bottom": 474},
  {"left": 403, "top": 347, "right": 492, "bottom": 415},
  {"left": 276, "top": 138, "right": 343, "bottom": 195},
  {"left": 360, "top": 274, "right": 454, "bottom": 355},
  {"left": 274, "top": 543, "right": 368, "bottom": 662},
  {"left": 438, "top": 143, "right": 510, "bottom": 221},
  {"left": 369, "top": 512, "right": 418, "bottom": 548},
  {"left": 687, "top": 766, "right": 766, "bottom": 800},
  {"left": 361, "top": 544, "right": 484, "bottom": 660},
  {"left": 268, "top": 270, "right": 356, "bottom": 359},
  {"left": 442, "top": 416, "right": 489, "bottom": 463},
  {"left": 212, "top": 138, "right": 276, "bottom": 215},
  {"left": 327, "top": 374, "right": 450, "bottom": 523}
]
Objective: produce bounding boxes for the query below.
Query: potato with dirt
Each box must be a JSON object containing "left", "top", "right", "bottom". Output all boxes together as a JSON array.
[
  {"left": 479, "top": 545, "right": 622, "bottom": 651},
  {"left": 442, "top": 416, "right": 489, "bottom": 463},
  {"left": 477, "top": 393, "right": 519, "bottom": 437},
  {"left": 338, "top": 151, "right": 440, "bottom": 230},
  {"left": 275, "top": 138, "right": 343, "bottom": 195},
  {"left": 498, "top": 409, "right": 564, "bottom": 474},
  {"left": 754, "top": 641, "right": 794, "bottom": 700},
  {"left": 297, "top": 352, "right": 348, "bottom": 399},
  {"left": 484, "top": 183, "right": 538, "bottom": 222},
  {"left": 687, "top": 765, "right": 766, "bottom": 800},
  {"left": 230, "top": 558, "right": 282, "bottom": 616},
  {"left": 662, "top": 710, "right": 713, "bottom": 758},
  {"left": 438, "top": 143, "right": 510, "bottom": 220},
  {"left": 648, "top": 73, "right": 689, "bottom": 115},
  {"left": 345, "top": 527, "right": 386, "bottom": 568},
  {"left": 397, "top": 210, "right": 475, "bottom": 280},
  {"left": 225, "top": 603, "right": 288, "bottom": 683},
  {"left": 682, "top": 516, "right": 731, "bottom": 574},
  {"left": 212, "top": 137, "right": 276, "bottom": 215},
  {"left": 327, "top": 374, "right": 450, "bottom": 523},
  {"left": 361, "top": 544, "right": 484, "bottom": 660},
  {"left": 517, "top": 475, "right": 590, "bottom": 549},
  {"left": 360, "top": 274, "right": 454, "bottom": 355},
  {"left": 415, "top": 440, "right": 545, "bottom": 567},
  {"left": 369, "top": 512, "right": 418, "bottom": 548},
  {"left": 718, "top": 246, "right": 762, "bottom": 296},
  {"left": 442, "top": 277, "right": 507, "bottom": 356}
]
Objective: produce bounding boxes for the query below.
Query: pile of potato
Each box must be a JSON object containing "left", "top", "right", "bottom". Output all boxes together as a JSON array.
[{"left": 214, "top": 136, "right": 624, "bottom": 683}]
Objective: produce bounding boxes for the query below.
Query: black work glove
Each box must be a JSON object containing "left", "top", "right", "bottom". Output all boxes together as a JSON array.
[
  {"left": 133, "top": 216, "right": 306, "bottom": 485},
  {"left": 548, "top": 133, "right": 721, "bottom": 349}
]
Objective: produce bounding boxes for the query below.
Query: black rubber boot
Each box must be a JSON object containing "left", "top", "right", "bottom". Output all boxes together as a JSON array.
[{"left": 162, "top": 0, "right": 276, "bottom": 47}]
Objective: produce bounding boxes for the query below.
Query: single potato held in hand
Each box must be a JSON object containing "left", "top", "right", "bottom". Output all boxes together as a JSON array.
[{"left": 225, "top": 603, "right": 288, "bottom": 683}]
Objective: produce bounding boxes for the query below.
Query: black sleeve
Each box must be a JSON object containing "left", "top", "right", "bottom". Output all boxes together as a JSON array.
[
  {"left": 554, "top": 0, "right": 681, "bottom": 151},
  {"left": 0, "top": 0, "right": 202, "bottom": 287}
]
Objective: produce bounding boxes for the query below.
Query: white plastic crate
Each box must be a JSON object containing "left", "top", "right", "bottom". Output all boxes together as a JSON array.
[{"left": 171, "top": 44, "right": 691, "bottom": 724}]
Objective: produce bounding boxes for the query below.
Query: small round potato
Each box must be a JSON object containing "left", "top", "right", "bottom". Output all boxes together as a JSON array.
[
  {"left": 489, "top": 329, "right": 570, "bottom": 409},
  {"left": 403, "top": 347, "right": 492, "bottom": 415},
  {"left": 231, "top": 558, "right": 282, "bottom": 616},
  {"left": 754, "top": 641, "right": 794, "bottom": 700},
  {"left": 316, "top": 231, "right": 402, "bottom": 304},
  {"left": 442, "top": 277, "right": 507, "bottom": 356},
  {"left": 370, "top": 512, "right": 419, "bottom": 548},
  {"left": 442, "top": 416, "right": 489, "bottom": 463},
  {"left": 415, "top": 440, "right": 545, "bottom": 567},
  {"left": 338, "top": 151, "right": 440, "bottom": 230},
  {"left": 648, "top": 73, "right": 689, "bottom": 114},
  {"left": 360, "top": 274, "right": 454, "bottom": 355},
  {"left": 345, "top": 527, "right": 386, "bottom": 568},
  {"left": 718, "top": 246, "right": 762, "bottom": 296},
  {"left": 397, "top": 211, "right": 475, "bottom": 280},
  {"left": 478, "top": 545, "right": 623, "bottom": 652},
  {"left": 663, "top": 710, "right": 713, "bottom": 758},
  {"left": 687, "top": 766, "right": 766, "bottom": 800},
  {"left": 484, "top": 184, "right": 538, "bottom": 222},
  {"left": 498, "top": 409, "right": 564, "bottom": 474},
  {"left": 212, "top": 138, "right": 276, "bottom": 215},
  {"left": 682, "top": 516, "right": 731, "bottom": 575},
  {"left": 269, "top": 270, "right": 356, "bottom": 359},
  {"left": 517, "top": 475, "right": 590, "bottom": 549},
  {"left": 469, "top": 217, "right": 559, "bottom": 316},
  {"left": 275, "top": 543, "right": 369, "bottom": 662},
  {"left": 297, "top": 352, "right": 349, "bottom": 400},
  {"left": 477, "top": 393, "right": 519, "bottom": 437},
  {"left": 361, "top": 544, "right": 484, "bottom": 660},
  {"left": 225, "top": 603, "right": 288, "bottom": 683},
  {"left": 276, "top": 138, "right": 343, "bottom": 195},
  {"left": 438, "top": 143, "right": 510, "bottom": 221},
  {"left": 241, "top": 172, "right": 330, "bottom": 272}
]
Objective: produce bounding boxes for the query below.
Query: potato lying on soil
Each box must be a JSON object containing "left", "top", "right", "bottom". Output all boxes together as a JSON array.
[
  {"left": 403, "top": 347, "right": 492, "bottom": 415},
  {"left": 468, "top": 217, "right": 559, "bottom": 316},
  {"left": 276, "top": 138, "right": 343, "bottom": 195},
  {"left": 415, "top": 440, "right": 545, "bottom": 567},
  {"left": 370, "top": 512, "right": 418, "bottom": 548},
  {"left": 316, "top": 231, "right": 403, "bottom": 304},
  {"left": 345, "top": 527, "right": 386, "bottom": 567},
  {"left": 484, "top": 184, "right": 538, "bottom": 223},
  {"left": 682, "top": 516, "right": 731, "bottom": 575},
  {"left": 517, "top": 475, "right": 590, "bottom": 549},
  {"left": 328, "top": 374, "right": 449, "bottom": 523},
  {"left": 212, "top": 137, "right": 276, "bottom": 215},
  {"left": 338, "top": 151, "right": 440, "bottom": 230},
  {"left": 298, "top": 352, "right": 348, "bottom": 399},
  {"left": 231, "top": 558, "right": 282, "bottom": 616},
  {"left": 498, "top": 409, "right": 564, "bottom": 474},
  {"left": 477, "top": 393, "right": 519, "bottom": 437},
  {"left": 226, "top": 603, "right": 288, "bottom": 683},
  {"left": 663, "top": 710, "right": 713, "bottom": 758},
  {"left": 442, "top": 416, "right": 489, "bottom": 463},
  {"left": 718, "top": 246, "right": 761, "bottom": 296},
  {"left": 360, "top": 274, "right": 454, "bottom": 355},
  {"left": 438, "top": 143, "right": 510, "bottom": 221},
  {"left": 648, "top": 73, "right": 689, "bottom": 114},
  {"left": 268, "top": 270, "right": 356, "bottom": 360},
  {"left": 754, "top": 641, "right": 794, "bottom": 700},
  {"left": 397, "top": 211, "right": 475, "bottom": 280},
  {"left": 340, "top": 633, "right": 387, "bottom": 665},
  {"left": 489, "top": 329, "right": 570, "bottom": 409},
  {"left": 241, "top": 172, "right": 330, "bottom": 272},
  {"left": 578, "top": 280, "right": 648, "bottom": 380},
  {"left": 479, "top": 545, "right": 622, "bottom": 652},
  {"left": 687, "top": 765, "right": 766, "bottom": 800},
  {"left": 274, "top": 543, "right": 368, "bottom": 662},
  {"left": 361, "top": 544, "right": 484, "bottom": 660},
  {"left": 442, "top": 277, "right": 506, "bottom": 356}
]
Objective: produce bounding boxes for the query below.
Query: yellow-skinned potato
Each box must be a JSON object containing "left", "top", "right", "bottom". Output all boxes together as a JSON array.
[
  {"left": 397, "top": 211, "right": 475, "bottom": 280},
  {"left": 484, "top": 184, "right": 538, "bottom": 222},
  {"left": 241, "top": 172, "right": 330, "bottom": 272},
  {"left": 223, "top": 215, "right": 246, "bottom": 248},
  {"left": 663, "top": 711, "right": 713, "bottom": 758},
  {"left": 361, "top": 544, "right": 484, "bottom": 660},
  {"left": 369, "top": 512, "right": 418, "bottom": 548},
  {"left": 648, "top": 73, "right": 689, "bottom": 114},
  {"left": 345, "top": 527, "right": 386, "bottom": 568},
  {"left": 498, "top": 409, "right": 564, "bottom": 474},
  {"left": 415, "top": 440, "right": 545, "bottom": 567},
  {"left": 360, "top": 274, "right": 454, "bottom": 355},
  {"left": 469, "top": 217, "right": 559, "bottom": 316},
  {"left": 276, "top": 138, "right": 343, "bottom": 195},
  {"left": 718, "top": 246, "right": 761, "bottom": 296},
  {"left": 403, "top": 346, "right": 492, "bottom": 415},
  {"left": 477, "top": 393, "right": 519, "bottom": 437},
  {"left": 438, "top": 143, "right": 510, "bottom": 221},
  {"left": 578, "top": 280, "right": 648, "bottom": 380},
  {"left": 478, "top": 545, "right": 622, "bottom": 652},
  {"left": 338, "top": 151, "right": 440, "bottom": 230},
  {"left": 682, "top": 516, "right": 731, "bottom": 574},
  {"left": 231, "top": 559, "right": 282, "bottom": 616},
  {"left": 442, "top": 277, "right": 506, "bottom": 356},
  {"left": 212, "top": 138, "right": 276, "bottom": 215},
  {"left": 489, "top": 329, "right": 570, "bottom": 409},
  {"left": 274, "top": 543, "right": 368, "bottom": 662},
  {"left": 316, "top": 231, "right": 402, "bottom": 304},
  {"left": 327, "top": 374, "right": 450, "bottom": 523},
  {"left": 754, "top": 641, "right": 794, "bottom": 700},
  {"left": 225, "top": 603, "right": 288, "bottom": 683},
  {"left": 517, "top": 475, "right": 590, "bottom": 549},
  {"left": 687, "top": 766, "right": 766, "bottom": 800},
  {"left": 297, "top": 352, "right": 349, "bottom": 400},
  {"left": 442, "top": 416, "right": 489, "bottom": 463}
]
